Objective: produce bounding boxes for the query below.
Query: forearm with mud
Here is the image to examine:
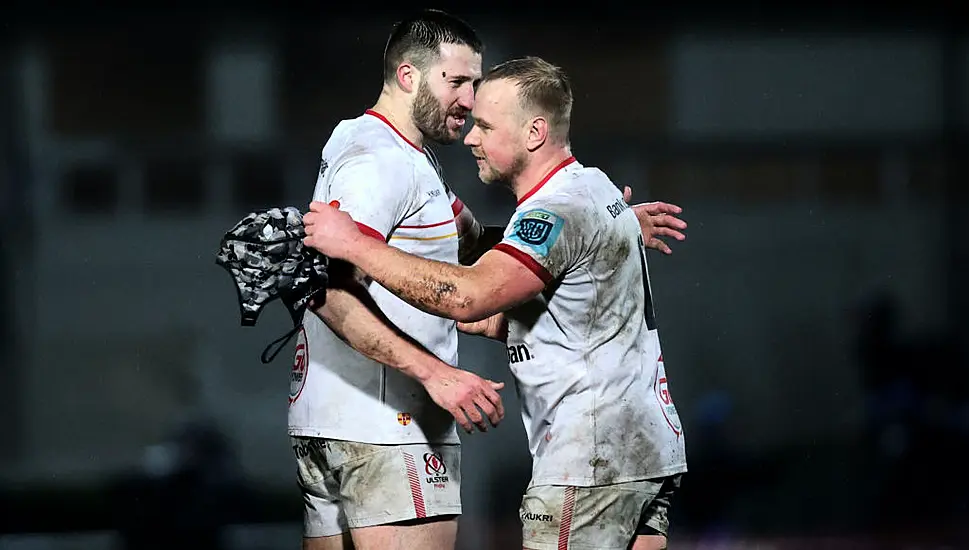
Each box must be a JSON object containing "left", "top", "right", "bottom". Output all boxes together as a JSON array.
[{"left": 350, "top": 238, "right": 495, "bottom": 323}]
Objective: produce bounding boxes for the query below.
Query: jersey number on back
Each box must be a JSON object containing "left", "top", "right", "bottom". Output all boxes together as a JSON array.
[{"left": 637, "top": 235, "right": 657, "bottom": 331}]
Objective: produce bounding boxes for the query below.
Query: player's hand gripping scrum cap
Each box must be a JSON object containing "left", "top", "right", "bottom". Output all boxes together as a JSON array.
[{"left": 216, "top": 206, "right": 329, "bottom": 363}]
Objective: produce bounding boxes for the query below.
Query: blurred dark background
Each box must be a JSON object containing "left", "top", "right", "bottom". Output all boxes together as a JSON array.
[{"left": 2, "top": 1, "right": 968, "bottom": 548}]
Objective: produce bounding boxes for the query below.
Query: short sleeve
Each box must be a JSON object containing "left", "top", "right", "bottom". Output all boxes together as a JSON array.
[
  {"left": 313, "top": 147, "right": 417, "bottom": 241},
  {"left": 492, "top": 197, "right": 586, "bottom": 284}
]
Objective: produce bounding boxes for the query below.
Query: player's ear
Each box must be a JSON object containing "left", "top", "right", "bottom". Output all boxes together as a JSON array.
[
  {"left": 396, "top": 63, "right": 418, "bottom": 94},
  {"left": 525, "top": 116, "right": 548, "bottom": 152}
]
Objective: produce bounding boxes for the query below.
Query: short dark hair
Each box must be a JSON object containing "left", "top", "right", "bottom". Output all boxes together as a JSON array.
[
  {"left": 383, "top": 9, "right": 483, "bottom": 84},
  {"left": 483, "top": 56, "right": 573, "bottom": 145}
]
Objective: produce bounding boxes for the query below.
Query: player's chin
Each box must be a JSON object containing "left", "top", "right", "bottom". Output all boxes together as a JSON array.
[{"left": 477, "top": 166, "right": 499, "bottom": 185}]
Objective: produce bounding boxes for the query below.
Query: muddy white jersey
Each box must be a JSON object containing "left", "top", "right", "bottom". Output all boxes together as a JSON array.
[
  {"left": 288, "top": 110, "right": 463, "bottom": 445},
  {"left": 492, "top": 157, "right": 688, "bottom": 487}
]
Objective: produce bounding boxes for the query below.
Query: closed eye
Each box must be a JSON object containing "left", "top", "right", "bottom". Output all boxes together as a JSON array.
[{"left": 472, "top": 116, "right": 491, "bottom": 131}]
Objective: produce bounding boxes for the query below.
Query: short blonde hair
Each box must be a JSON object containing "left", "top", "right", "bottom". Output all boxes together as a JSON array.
[{"left": 483, "top": 56, "right": 572, "bottom": 144}]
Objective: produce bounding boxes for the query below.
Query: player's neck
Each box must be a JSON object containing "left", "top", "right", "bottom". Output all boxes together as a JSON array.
[
  {"left": 512, "top": 148, "right": 574, "bottom": 203},
  {"left": 370, "top": 94, "right": 424, "bottom": 149}
]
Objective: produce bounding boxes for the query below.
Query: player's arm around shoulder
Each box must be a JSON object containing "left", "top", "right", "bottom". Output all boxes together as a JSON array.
[
  {"left": 458, "top": 249, "right": 546, "bottom": 321},
  {"left": 302, "top": 200, "right": 546, "bottom": 323},
  {"left": 366, "top": 239, "right": 544, "bottom": 323},
  {"left": 621, "top": 185, "right": 688, "bottom": 255}
]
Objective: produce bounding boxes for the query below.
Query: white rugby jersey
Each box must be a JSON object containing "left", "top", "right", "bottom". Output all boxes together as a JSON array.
[
  {"left": 288, "top": 110, "right": 465, "bottom": 445},
  {"left": 493, "top": 157, "right": 688, "bottom": 487}
]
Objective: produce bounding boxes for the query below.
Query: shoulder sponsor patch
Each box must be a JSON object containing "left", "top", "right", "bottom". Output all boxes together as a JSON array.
[{"left": 507, "top": 208, "right": 565, "bottom": 257}]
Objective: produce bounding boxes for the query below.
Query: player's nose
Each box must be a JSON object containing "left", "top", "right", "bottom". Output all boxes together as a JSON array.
[
  {"left": 456, "top": 87, "right": 474, "bottom": 110},
  {"left": 463, "top": 127, "right": 479, "bottom": 147}
]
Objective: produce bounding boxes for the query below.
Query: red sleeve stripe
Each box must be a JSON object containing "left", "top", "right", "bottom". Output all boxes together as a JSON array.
[
  {"left": 451, "top": 197, "right": 465, "bottom": 217},
  {"left": 398, "top": 219, "right": 455, "bottom": 229},
  {"left": 493, "top": 243, "right": 553, "bottom": 284},
  {"left": 356, "top": 222, "right": 385, "bottom": 242}
]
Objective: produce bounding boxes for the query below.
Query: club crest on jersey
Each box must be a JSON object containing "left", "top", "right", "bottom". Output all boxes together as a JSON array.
[
  {"left": 289, "top": 327, "right": 308, "bottom": 404},
  {"left": 508, "top": 209, "right": 564, "bottom": 257},
  {"left": 654, "top": 358, "right": 683, "bottom": 437}
]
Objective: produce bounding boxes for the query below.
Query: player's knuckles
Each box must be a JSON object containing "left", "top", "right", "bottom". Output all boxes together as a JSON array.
[
  {"left": 457, "top": 395, "right": 475, "bottom": 409},
  {"left": 455, "top": 391, "right": 474, "bottom": 408},
  {"left": 458, "top": 382, "right": 477, "bottom": 399},
  {"left": 442, "top": 396, "right": 460, "bottom": 410}
]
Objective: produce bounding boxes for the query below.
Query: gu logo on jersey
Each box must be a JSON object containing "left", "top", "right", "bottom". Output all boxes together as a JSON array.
[
  {"left": 289, "top": 327, "right": 308, "bottom": 404},
  {"left": 423, "top": 452, "right": 449, "bottom": 488},
  {"left": 654, "top": 357, "right": 683, "bottom": 437},
  {"left": 319, "top": 158, "right": 328, "bottom": 177},
  {"left": 508, "top": 208, "right": 564, "bottom": 257}
]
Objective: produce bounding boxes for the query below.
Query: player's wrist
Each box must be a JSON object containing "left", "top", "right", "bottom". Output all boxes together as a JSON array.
[
  {"left": 413, "top": 356, "right": 457, "bottom": 385},
  {"left": 343, "top": 232, "right": 377, "bottom": 264}
]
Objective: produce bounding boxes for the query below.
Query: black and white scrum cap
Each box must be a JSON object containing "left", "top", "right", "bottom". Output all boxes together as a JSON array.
[{"left": 216, "top": 207, "right": 329, "bottom": 363}]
